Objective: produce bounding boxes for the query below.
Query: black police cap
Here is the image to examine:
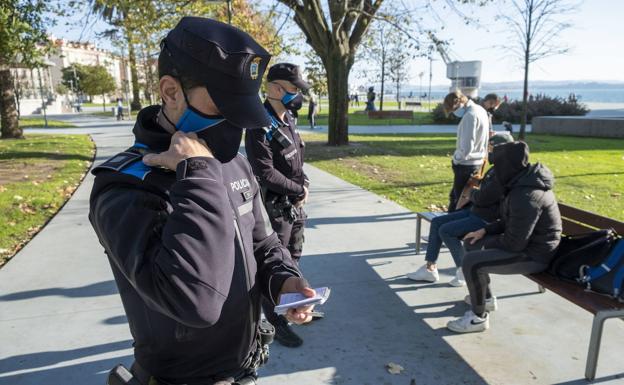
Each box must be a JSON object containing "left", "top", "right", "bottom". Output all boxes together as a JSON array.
[
  {"left": 161, "top": 17, "right": 272, "bottom": 129},
  {"left": 267, "top": 63, "right": 310, "bottom": 91}
]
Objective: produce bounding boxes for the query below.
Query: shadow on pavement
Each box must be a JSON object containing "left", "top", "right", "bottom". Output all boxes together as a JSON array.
[{"left": 0, "top": 280, "right": 117, "bottom": 301}]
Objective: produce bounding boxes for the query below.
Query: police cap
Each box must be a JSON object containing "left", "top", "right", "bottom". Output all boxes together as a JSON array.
[
  {"left": 267, "top": 63, "right": 310, "bottom": 91},
  {"left": 160, "top": 17, "right": 272, "bottom": 129}
]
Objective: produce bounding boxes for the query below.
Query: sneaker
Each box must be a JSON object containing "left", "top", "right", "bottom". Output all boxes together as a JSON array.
[
  {"left": 273, "top": 317, "right": 303, "bottom": 348},
  {"left": 464, "top": 295, "right": 498, "bottom": 312},
  {"left": 421, "top": 235, "right": 430, "bottom": 242},
  {"left": 448, "top": 268, "right": 466, "bottom": 287},
  {"left": 447, "top": 310, "right": 489, "bottom": 333},
  {"left": 407, "top": 264, "right": 439, "bottom": 282}
]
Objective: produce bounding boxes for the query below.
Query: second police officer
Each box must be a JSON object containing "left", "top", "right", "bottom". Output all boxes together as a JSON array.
[
  {"left": 89, "top": 18, "right": 316, "bottom": 385},
  {"left": 245, "top": 63, "right": 312, "bottom": 348}
]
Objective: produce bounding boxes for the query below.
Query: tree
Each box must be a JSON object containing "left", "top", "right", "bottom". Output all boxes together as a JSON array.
[
  {"left": 0, "top": 0, "right": 51, "bottom": 139},
  {"left": 304, "top": 50, "right": 328, "bottom": 100},
  {"left": 498, "top": 0, "right": 577, "bottom": 139},
  {"left": 277, "top": 0, "right": 384, "bottom": 146},
  {"left": 387, "top": 27, "right": 413, "bottom": 107},
  {"left": 61, "top": 64, "right": 88, "bottom": 95},
  {"left": 81, "top": 65, "right": 116, "bottom": 111}
]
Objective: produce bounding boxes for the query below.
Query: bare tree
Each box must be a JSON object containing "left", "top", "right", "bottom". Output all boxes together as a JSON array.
[{"left": 498, "top": 0, "right": 577, "bottom": 139}]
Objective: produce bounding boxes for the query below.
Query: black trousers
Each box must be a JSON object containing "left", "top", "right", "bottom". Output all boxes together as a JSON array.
[
  {"left": 462, "top": 236, "right": 548, "bottom": 316},
  {"left": 262, "top": 206, "right": 306, "bottom": 324},
  {"left": 448, "top": 162, "right": 482, "bottom": 212}
]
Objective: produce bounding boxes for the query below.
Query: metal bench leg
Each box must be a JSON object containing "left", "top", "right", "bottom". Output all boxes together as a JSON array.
[
  {"left": 585, "top": 309, "right": 624, "bottom": 381},
  {"left": 537, "top": 284, "right": 546, "bottom": 293},
  {"left": 415, "top": 217, "right": 422, "bottom": 255}
]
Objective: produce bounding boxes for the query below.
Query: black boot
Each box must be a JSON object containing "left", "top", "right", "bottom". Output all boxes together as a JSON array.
[{"left": 273, "top": 316, "right": 303, "bottom": 348}]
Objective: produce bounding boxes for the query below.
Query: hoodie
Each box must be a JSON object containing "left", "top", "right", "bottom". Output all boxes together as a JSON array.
[
  {"left": 452, "top": 99, "right": 489, "bottom": 166},
  {"left": 485, "top": 142, "right": 562, "bottom": 263}
]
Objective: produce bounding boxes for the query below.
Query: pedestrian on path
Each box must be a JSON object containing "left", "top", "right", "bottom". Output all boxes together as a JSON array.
[
  {"left": 407, "top": 133, "right": 513, "bottom": 287},
  {"left": 448, "top": 142, "right": 562, "bottom": 333},
  {"left": 443, "top": 90, "right": 489, "bottom": 212},
  {"left": 89, "top": 17, "right": 315, "bottom": 385},
  {"left": 307, "top": 93, "right": 318, "bottom": 130},
  {"left": 245, "top": 63, "right": 313, "bottom": 348}
]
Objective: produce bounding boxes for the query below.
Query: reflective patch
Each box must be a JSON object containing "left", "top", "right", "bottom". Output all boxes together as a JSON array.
[
  {"left": 284, "top": 149, "right": 298, "bottom": 160},
  {"left": 238, "top": 201, "right": 253, "bottom": 216}
]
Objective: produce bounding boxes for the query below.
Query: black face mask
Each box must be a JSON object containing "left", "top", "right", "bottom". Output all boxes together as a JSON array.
[{"left": 169, "top": 93, "right": 243, "bottom": 164}]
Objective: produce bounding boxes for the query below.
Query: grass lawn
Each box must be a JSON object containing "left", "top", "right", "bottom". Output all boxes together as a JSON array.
[
  {"left": 19, "top": 117, "right": 77, "bottom": 128},
  {"left": 302, "top": 133, "right": 624, "bottom": 221},
  {"left": 0, "top": 134, "right": 95, "bottom": 266},
  {"left": 313, "top": 110, "right": 435, "bottom": 126}
]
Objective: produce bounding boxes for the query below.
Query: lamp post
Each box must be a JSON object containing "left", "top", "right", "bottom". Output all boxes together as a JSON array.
[{"left": 36, "top": 67, "right": 48, "bottom": 128}]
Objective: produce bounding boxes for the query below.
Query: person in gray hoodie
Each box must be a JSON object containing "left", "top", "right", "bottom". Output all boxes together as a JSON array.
[
  {"left": 443, "top": 91, "right": 490, "bottom": 211},
  {"left": 447, "top": 141, "right": 562, "bottom": 333}
]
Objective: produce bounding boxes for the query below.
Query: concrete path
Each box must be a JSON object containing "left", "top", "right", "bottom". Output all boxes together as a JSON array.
[{"left": 1, "top": 114, "right": 622, "bottom": 385}]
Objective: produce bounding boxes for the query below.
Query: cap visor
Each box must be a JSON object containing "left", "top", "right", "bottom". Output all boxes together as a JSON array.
[
  {"left": 210, "top": 89, "right": 270, "bottom": 129},
  {"left": 292, "top": 78, "right": 311, "bottom": 91}
]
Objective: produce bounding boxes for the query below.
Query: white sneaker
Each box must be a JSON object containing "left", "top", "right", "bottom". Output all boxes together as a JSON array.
[
  {"left": 421, "top": 235, "right": 430, "bottom": 242},
  {"left": 448, "top": 268, "right": 466, "bottom": 287},
  {"left": 464, "top": 295, "right": 498, "bottom": 312},
  {"left": 447, "top": 310, "right": 489, "bottom": 333},
  {"left": 407, "top": 264, "right": 439, "bottom": 282}
]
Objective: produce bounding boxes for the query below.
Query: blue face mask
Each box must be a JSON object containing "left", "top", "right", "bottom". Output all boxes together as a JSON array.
[
  {"left": 281, "top": 91, "right": 303, "bottom": 111},
  {"left": 453, "top": 106, "right": 466, "bottom": 118},
  {"left": 164, "top": 90, "right": 243, "bottom": 163}
]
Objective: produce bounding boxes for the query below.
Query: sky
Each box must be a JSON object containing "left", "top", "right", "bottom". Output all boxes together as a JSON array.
[{"left": 49, "top": 0, "right": 624, "bottom": 87}]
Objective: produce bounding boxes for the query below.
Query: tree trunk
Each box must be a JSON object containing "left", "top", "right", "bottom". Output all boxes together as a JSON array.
[
  {"left": 380, "top": 49, "right": 385, "bottom": 111},
  {"left": 325, "top": 53, "right": 350, "bottom": 146},
  {"left": 102, "top": 94, "right": 106, "bottom": 112},
  {"left": 0, "top": 68, "right": 23, "bottom": 139},
  {"left": 126, "top": 31, "right": 142, "bottom": 111},
  {"left": 520, "top": 54, "right": 529, "bottom": 140}
]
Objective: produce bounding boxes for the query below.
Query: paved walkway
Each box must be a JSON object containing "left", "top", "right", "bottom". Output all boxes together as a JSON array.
[{"left": 1, "top": 114, "right": 622, "bottom": 385}]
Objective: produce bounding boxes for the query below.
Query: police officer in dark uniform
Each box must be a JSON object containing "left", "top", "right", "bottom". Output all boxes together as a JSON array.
[
  {"left": 244, "top": 63, "right": 312, "bottom": 348},
  {"left": 89, "top": 18, "right": 316, "bottom": 385}
]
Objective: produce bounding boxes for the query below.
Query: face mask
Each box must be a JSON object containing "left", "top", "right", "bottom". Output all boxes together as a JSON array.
[
  {"left": 174, "top": 97, "right": 243, "bottom": 163},
  {"left": 282, "top": 91, "right": 303, "bottom": 111},
  {"left": 453, "top": 106, "right": 466, "bottom": 118}
]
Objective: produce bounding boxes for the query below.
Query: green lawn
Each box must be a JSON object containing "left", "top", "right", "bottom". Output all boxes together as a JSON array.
[
  {"left": 302, "top": 133, "right": 624, "bottom": 221},
  {"left": 313, "top": 110, "right": 435, "bottom": 126},
  {"left": 19, "top": 117, "right": 77, "bottom": 128},
  {"left": 0, "top": 134, "right": 95, "bottom": 266}
]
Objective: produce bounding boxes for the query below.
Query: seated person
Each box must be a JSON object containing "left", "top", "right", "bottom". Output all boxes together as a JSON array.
[
  {"left": 407, "top": 133, "right": 513, "bottom": 286},
  {"left": 447, "top": 141, "right": 562, "bottom": 333}
]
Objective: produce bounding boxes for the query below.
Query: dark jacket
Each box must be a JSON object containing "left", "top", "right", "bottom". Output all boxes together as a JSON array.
[
  {"left": 469, "top": 167, "right": 504, "bottom": 223},
  {"left": 88, "top": 106, "right": 300, "bottom": 382},
  {"left": 245, "top": 101, "right": 309, "bottom": 201},
  {"left": 484, "top": 142, "right": 562, "bottom": 264}
]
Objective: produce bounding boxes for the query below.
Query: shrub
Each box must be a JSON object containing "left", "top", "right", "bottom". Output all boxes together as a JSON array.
[{"left": 432, "top": 94, "right": 589, "bottom": 124}]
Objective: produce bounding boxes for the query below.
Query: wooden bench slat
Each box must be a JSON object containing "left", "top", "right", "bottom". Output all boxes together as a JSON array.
[
  {"left": 561, "top": 218, "right": 596, "bottom": 235},
  {"left": 528, "top": 273, "right": 624, "bottom": 314},
  {"left": 559, "top": 203, "right": 624, "bottom": 234}
]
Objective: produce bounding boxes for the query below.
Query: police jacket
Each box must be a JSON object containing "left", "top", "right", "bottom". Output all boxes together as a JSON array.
[
  {"left": 88, "top": 106, "right": 301, "bottom": 382},
  {"left": 484, "top": 144, "right": 562, "bottom": 264},
  {"left": 469, "top": 167, "right": 504, "bottom": 223},
  {"left": 245, "top": 101, "right": 309, "bottom": 201}
]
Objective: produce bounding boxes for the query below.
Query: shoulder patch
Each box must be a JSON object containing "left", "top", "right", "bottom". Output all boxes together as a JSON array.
[
  {"left": 92, "top": 152, "right": 141, "bottom": 174},
  {"left": 92, "top": 151, "right": 151, "bottom": 180}
]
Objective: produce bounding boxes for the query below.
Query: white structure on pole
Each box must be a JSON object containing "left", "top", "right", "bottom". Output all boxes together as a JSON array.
[{"left": 429, "top": 32, "right": 482, "bottom": 98}]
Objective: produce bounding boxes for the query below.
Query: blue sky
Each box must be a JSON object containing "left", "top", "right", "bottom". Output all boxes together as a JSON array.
[{"left": 50, "top": 0, "right": 624, "bottom": 86}]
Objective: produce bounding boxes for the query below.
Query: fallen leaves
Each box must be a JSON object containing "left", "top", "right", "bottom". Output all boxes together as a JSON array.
[{"left": 386, "top": 362, "right": 404, "bottom": 375}]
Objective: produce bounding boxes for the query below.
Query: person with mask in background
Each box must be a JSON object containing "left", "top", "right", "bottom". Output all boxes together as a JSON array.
[
  {"left": 407, "top": 133, "right": 513, "bottom": 286},
  {"left": 89, "top": 18, "right": 316, "bottom": 385},
  {"left": 482, "top": 93, "right": 502, "bottom": 133},
  {"left": 447, "top": 141, "right": 562, "bottom": 333},
  {"left": 443, "top": 90, "right": 490, "bottom": 212},
  {"left": 245, "top": 63, "right": 313, "bottom": 349}
]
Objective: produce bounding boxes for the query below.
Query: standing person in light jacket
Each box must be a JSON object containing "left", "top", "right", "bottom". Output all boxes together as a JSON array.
[
  {"left": 447, "top": 141, "right": 562, "bottom": 333},
  {"left": 444, "top": 90, "right": 490, "bottom": 212}
]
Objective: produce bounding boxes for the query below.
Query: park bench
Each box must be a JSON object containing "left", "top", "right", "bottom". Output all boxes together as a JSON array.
[
  {"left": 367, "top": 110, "right": 413, "bottom": 120},
  {"left": 405, "top": 101, "right": 422, "bottom": 107},
  {"left": 415, "top": 203, "right": 624, "bottom": 380}
]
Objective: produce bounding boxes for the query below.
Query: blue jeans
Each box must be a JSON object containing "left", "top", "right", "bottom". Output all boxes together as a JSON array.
[{"left": 424, "top": 209, "right": 487, "bottom": 267}]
